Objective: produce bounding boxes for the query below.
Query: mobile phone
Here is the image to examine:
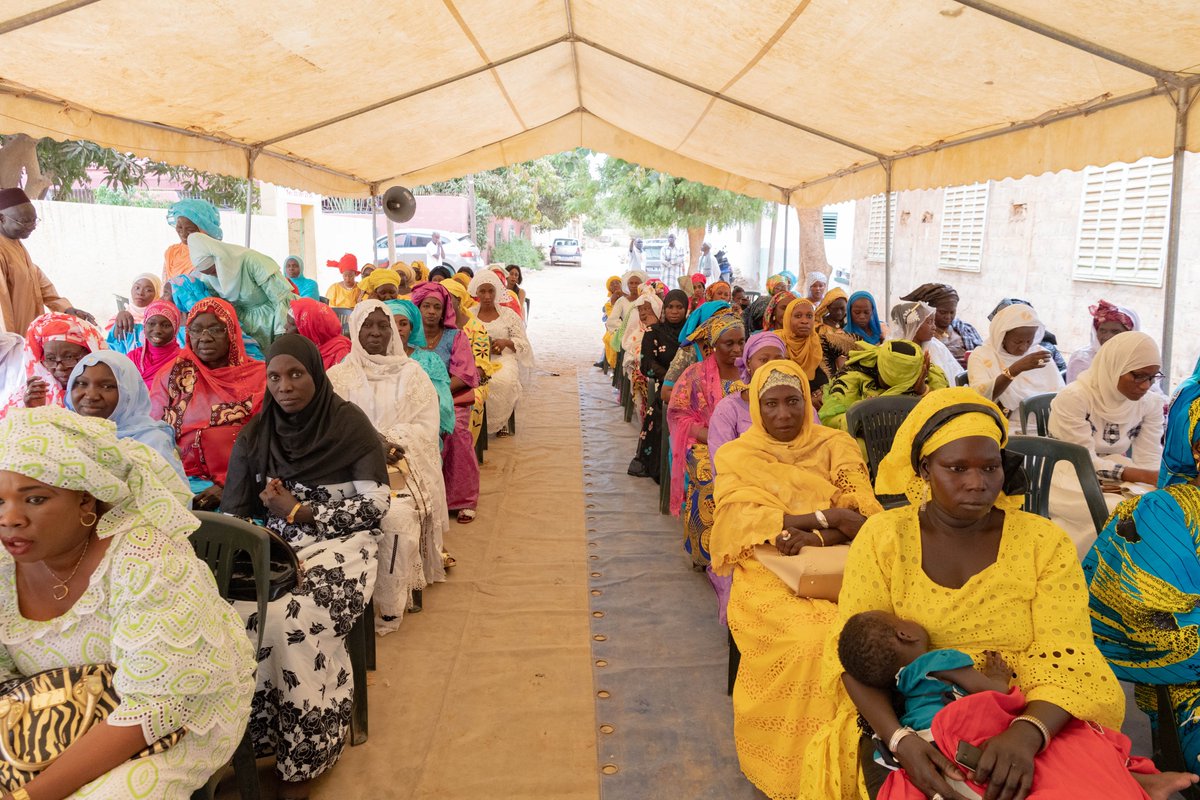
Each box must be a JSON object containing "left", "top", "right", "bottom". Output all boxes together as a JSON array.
[{"left": 955, "top": 740, "right": 983, "bottom": 771}]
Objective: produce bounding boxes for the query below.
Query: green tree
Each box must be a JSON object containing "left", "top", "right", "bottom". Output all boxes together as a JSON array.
[{"left": 599, "top": 159, "right": 765, "bottom": 268}]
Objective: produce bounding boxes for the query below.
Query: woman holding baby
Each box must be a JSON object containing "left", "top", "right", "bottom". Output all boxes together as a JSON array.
[{"left": 800, "top": 388, "right": 1192, "bottom": 800}]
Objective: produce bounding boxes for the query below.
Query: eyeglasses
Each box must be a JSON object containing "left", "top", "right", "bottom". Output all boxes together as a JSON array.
[
  {"left": 1129, "top": 371, "right": 1165, "bottom": 386},
  {"left": 0, "top": 211, "right": 38, "bottom": 226},
  {"left": 41, "top": 354, "right": 82, "bottom": 368},
  {"left": 187, "top": 324, "right": 228, "bottom": 339}
]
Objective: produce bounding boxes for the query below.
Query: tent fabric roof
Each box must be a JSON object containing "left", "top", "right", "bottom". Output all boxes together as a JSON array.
[{"left": 2, "top": 0, "right": 1198, "bottom": 204}]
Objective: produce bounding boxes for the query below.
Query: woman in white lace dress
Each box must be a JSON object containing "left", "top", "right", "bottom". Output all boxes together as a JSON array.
[
  {"left": 468, "top": 270, "right": 533, "bottom": 436},
  {"left": 327, "top": 301, "right": 447, "bottom": 632}
]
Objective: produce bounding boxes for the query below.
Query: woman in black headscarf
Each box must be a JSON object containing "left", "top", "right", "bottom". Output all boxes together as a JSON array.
[
  {"left": 222, "top": 334, "right": 388, "bottom": 799},
  {"left": 629, "top": 289, "right": 689, "bottom": 480}
]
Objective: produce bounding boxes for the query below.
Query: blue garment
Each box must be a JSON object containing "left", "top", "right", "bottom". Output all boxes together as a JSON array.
[
  {"left": 427, "top": 327, "right": 460, "bottom": 371},
  {"left": 896, "top": 648, "right": 976, "bottom": 731},
  {"left": 65, "top": 351, "right": 188, "bottom": 483},
  {"left": 678, "top": 300, "right": 732, "bottom": 360},
  {"left": 105, "top": 323, "right": 143, "bottom": 355},
  {"left": 385, "top": 299, "right": 454, "bottom": 436},
  {"left": 845, "top": 290, "right": 883, "bottom": 345},
  {"left": 384, "top": 299, "right": 428, "bottom": 346},
  {"left": 1160, "top": 369, "right": 1200, "bottom": 487},
  {"left": 167, "top": 199, "right": 223, "bottom": 240},
  {"left": 287, "top": 255, "right": 321, "bottom": 300}
]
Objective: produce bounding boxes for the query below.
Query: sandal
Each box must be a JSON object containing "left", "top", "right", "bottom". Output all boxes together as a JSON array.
[
  {"left": 456, "top": 509, "right": 476, "bottom": 524},
  {"left": 442, "top": 550, "right": 457, "bottom": 569}
]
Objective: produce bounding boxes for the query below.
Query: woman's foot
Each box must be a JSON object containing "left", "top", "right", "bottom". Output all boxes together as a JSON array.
[
  {"left": 442, "top": 549, "right": 457, "bottom": 568},
  {"left": 1133, "top": 770, "right": 1199, "bottom": 800},
  {"left": 456, "top": 509, "right": 476, "bottom": 524},
  {"left": 278, "top": 778, "right": 314, "bottom": 800}
]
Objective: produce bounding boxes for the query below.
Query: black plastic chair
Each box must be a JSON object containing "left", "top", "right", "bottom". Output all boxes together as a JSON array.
[
  {"left": 347, "top": 601, "right": 372, "bottom": 746},
  {"left": 1019, "top": 392, "right": 1057, "bottom": 436},
  {"left": 727, "top": 630, "right": 741, "bottom": 696},
  {"left": 659, "top": 412, "right": 672, "bottom": 516},
  {"left": 613, "top": 352, "right": 623, "bottom": 390},
  {"left": 622, "top": 374, "right": 634, "bottom": 423},
  {"left": 954, "top": 371, "right": 969, "bottom": 387},
  {"left": 845, "top": 396, "right": 922, "bottom": 483},
  {"left": 476, "top": 405, "right": 488, "bottom": 464},
  {"left": 189, "top": 511, "right": 270, "bottom": 800},
  {"left": 1148, "top": 685, "right": 1200, "bottom": 797},
  {"left": 1004, "top": 436, "right": 1110, "bottom": 534}
]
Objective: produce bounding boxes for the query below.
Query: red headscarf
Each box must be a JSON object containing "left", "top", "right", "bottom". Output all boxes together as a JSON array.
[
  {"left": 2, "top": 313, "right": 107, "bottom": 414},
  {"left": 1089, "top": 299, "right": 1135, "bottom": 332},
  {"left": 128, "top": 299, "right": 182, "bottom": 387},
  {"left": 291, "top": 298, "right": 351, "bottom": 369},
  {"left": 326, "top": 253, "right": 359, "bottom": 274}
]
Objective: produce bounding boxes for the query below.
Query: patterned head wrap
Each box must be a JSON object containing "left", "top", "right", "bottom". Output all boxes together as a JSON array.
[
  {"left": 900, "top": 282, "right": 959, "bottom": 308},
  {"left": 410, "top": 282, "right": 458, "bottom": 329},
  {"left": 167, "top": 199, "right": 223, "bottom": 240},
  {"left": 762, "top": 291, "right": 797, "bottom": 331},
  {"left": 2, "top": 313, "right": 107, "bottom": 412},
  {"left": 705, "top": 280, "right": 731, "bottom": 301},
  {"left": 1089, "top": 300, "right": 1137, "bottom": 332},
  {"left": 143, "top": 299, "right": 181, "bottom": 331},
  {"left": 440, "top": 277, "right": 478, "bottom": 312},
  {"left": 759, "top": 367, "right": 805, "bottom": 396},
  {"left": 690, "top": 313, "right": 744, "bottom": 351}
]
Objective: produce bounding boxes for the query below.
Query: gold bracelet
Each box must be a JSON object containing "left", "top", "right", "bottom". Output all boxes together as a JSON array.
[
  {"left": 285, "top": 501, "right": 303, "bottom": 525},
  {"left": 1001, "top": 367, "right": 1015, "bottom": 380},
  {"left": 812, "top": 529, "right": 826, "bottom": 546},
  {"left": 1010, "top": 714, "right": 1051, "bottom": 752},
  {"left": 11, "top": 787, "right": 32, "bottom": 800}
]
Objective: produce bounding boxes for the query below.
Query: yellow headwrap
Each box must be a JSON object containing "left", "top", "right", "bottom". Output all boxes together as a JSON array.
[
  {"left": 606, "top": 275, "right": 623, "bottom": 293},
  {"left": 874, "top": 387, "right": 1020, "bottom": 509},
  {"left": 814, "top": 286, "right": 848, "bottom": 330},
  {"left": 440, "top": 277, "right": 477, "bottom": 311},
  {"left": 359, "top": 268, "right": 402, "bottom": 296},
  {"left": 781, "top": 297, "right": 824, "bottom": 380},
  {"left": 411, "top": 262, "right": 429, "bottom": 282},
  {"left": 452, "top": 272, "right": 471, "bottom": 289}
]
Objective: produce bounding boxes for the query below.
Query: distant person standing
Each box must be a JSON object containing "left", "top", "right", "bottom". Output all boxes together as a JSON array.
[
  {"left": 0, "top": 187, "right": 95, "bottom": 334},
  {"left": 697, "top": 242, "right": 717, "bottom": 279},
  {"left": 325, "top": 253, "right": 364, "bottom": 309},
  {"left": 426, "top": 232, "right": 447, "bottom": 269},
  {"left": 628, "top": 237, "right": 644, "bottom": 271},
  {"left": 662, "top": 234, "right": 684, "bottom": 282}
]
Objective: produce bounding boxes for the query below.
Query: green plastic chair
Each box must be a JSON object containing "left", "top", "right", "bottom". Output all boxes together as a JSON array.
[
  {"left": 1004, "top": 436, "right": 1110, "bottom": 534},
  {"left": 1019, "top": 392, "right": 1057, "bottom": 436},
  {"left": 845, "top": 396, "right": 922, "bottom": 484},
  {"left": 189, "top": 511, "right": 270, "bottom": 800}
]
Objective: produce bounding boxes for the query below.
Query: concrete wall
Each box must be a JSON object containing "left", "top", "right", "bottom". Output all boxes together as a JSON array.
[{"left": 844, "top": 155, "right": 1200, "bottom": 387}]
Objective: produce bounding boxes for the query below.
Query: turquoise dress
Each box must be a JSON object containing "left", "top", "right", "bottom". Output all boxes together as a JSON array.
[{"left": 411, "top": 348, "right": 455, "bottom": 437}]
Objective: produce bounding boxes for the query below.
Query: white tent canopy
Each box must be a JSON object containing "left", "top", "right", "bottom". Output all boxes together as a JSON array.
[{"left": 1, "top": 0, "right": 1197, "bottom": 205}]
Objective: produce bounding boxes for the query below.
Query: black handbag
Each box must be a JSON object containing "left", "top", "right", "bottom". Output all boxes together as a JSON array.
[{"left": 228, "top": 527, "right": 303, "bottom": 602}]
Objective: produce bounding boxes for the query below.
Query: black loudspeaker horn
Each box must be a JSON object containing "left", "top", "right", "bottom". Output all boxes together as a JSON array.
[{"left": 382, "top": 185, "right": 416, "bottom": 223}]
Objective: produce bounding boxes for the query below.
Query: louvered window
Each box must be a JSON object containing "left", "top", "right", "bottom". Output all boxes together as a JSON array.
[
  {"left": 1073, "top": 157, "right": 1172, "bottom": 287},
  {"left": 938, "top": 183, "right": 989, "bottom": 272}
]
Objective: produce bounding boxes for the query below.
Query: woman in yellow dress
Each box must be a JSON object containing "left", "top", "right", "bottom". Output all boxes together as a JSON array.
[
  {"left": 711, "top": 359, "right": 881, "bottom": 799},
  {"left": 801, "top": 388, "right": 1129, "bottom": 800},
  {"left": 441, "top": 278, "right": 496, "bottom": 445}
]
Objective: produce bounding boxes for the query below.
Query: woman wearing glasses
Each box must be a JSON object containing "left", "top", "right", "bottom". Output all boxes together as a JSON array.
[
  {"left": 149, "top": 298, "right": 266, "bottom": 510},
  {"left": 1048, "top": 330, "right": 1165, "bottom": 556},
  {"left": 0, "top": 311, "right": 106, "bottom": 416}
]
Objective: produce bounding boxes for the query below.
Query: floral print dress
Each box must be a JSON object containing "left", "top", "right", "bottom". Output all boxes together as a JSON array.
[{"left": 235, "top": 477, "right": 387, "bottom": 783}]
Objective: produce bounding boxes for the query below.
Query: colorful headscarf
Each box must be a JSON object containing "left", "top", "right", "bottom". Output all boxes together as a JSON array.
[
  {"left": 468, "top": 269, "right": 513, "bottom": 305},
  {"left": 1090, "top": 300, "right": 1137, "bottom": 332},
  {"left": 2, "top": 313, "right": 106, "bottom": 413},
  {"left": 900, "top": 282, "right": 959, "bottom": 308},
  {"left": 128, "top": 300, "right": 183, "bottom": 386},
  {"left": 678, "top": 300, "right": 732, "bottom": 345},
  {"left": 736, "top": 331, "right": 786, "bottom": 382},
  {"left": 781, "top": 297, "right": 824, "bottom": 380},
  {"left": 385, "top": 299, "right": 428, "bottom": 347},
  {"left": 411, "top": 262, "right": 430, "bottom": 283},
  {"left": 705, "top": 280, "right": 730, "bottom": 301},
  {"left": 845, "top": 290, "right": 883, "bottom": 344},
  {"left": 689, "top": 313, "right": 744, "bottom": 353},
  {"left": 290, "top": 298, "right": 351, "bottom": 369},
  {"left": 762, "top": 291, "right": 797, "bottom": 331},
  {"left": 765, "top": 274, "right": 790, "bottom": 295},
  {"left": 875, "top": 387, "right": 1022, "bottom": 509},
  {"left": 326, "top": 253, "right": 359, "bottom": 274},
  {"left": 1160, "top": 364, "right": 1200, "bottom": 487},
  {"left": 440, "top": 277, "right": 478, "bottom": 313},
  {"left": 359, "top": 268, "right": 403, "bottom": 297},
  {"left": 411, "top": 282, "right": 458, "bottom": 329},
  {"left": 167, "top": 199, "right": 223, "bottom": 240}
]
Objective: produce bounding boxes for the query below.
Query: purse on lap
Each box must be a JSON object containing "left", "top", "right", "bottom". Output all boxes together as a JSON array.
[
  {"left": 0, "top": 663, "right": 185, "bottom": 791},
  {"left": 753, "top": 543, "right": 849, "bottom": 601}
]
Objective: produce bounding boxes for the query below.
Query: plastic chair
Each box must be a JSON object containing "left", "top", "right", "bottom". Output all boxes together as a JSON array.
[
  {"left": 476, "top": 405, "right": 488, "bottom": 464},
  {"left": 1004, "top": 436, "right": 1110, "bottom": 534},
  {"left": 845, "top": 396, "right": 922, "bottom": 483},
  {"left": 347, "top": 600, "right": 373, "bottom": 745},
  {"left": 1019, "top": 392, "right": 1056, "bottom": 436},
  {"left": 189, "top": 511, "right": 270, "bottom": 800},
  {"left": 613, "top": 352, "right": 623, "bottom": 390},
  {"left": 954, "top": 371, "right": 969, "bottom": 387},
  {"left": 1149, "top": 685, "right": 1200, "bottom": 797},
  {"left": 727, "top": 630, "right": 741, "bottom": 696},
  {"left": 622, "top": 374, "right": 634, "bottom": 423},
  {"left": 658, "top": 411, "right": 672, "bottom": 516}
]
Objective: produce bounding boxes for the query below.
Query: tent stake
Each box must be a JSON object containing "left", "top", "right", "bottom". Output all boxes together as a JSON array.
[{"left": 1162, "top": 86, "right": 1194, "bottom": 387}]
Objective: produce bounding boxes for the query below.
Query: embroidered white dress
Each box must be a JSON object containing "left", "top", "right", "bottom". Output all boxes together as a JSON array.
[{"left": 480, "top": 307, "right": 534, "bottom": 434}]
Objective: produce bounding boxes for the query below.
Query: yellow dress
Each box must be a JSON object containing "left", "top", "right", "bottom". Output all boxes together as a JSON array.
[
  {"left": 326, "top": 282, "right": 363, "bottom": 309},
  {"left": 799, "top": 505, "right": 1126, "bottom": 800},
  {"left": 462, "top": 316, "right": 496, "bottom": 445},
  {"left": 711, "top": 360, "right": 882, "bottom": 800}
]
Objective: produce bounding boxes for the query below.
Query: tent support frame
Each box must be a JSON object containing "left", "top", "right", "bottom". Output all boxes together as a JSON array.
[
  {"left": 1162, "top": 85, "right": 1195, "bottom": 381},
  {"left": 243, "top": 149, "right": 258, "bottom": 247},
  {"left": 882, "top": 159, "right": 894, "bottom": 309}
]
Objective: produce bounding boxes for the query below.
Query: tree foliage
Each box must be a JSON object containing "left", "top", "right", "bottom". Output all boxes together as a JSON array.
[{"left": 598, "top": 158, "right": 765, "bottom": 234}]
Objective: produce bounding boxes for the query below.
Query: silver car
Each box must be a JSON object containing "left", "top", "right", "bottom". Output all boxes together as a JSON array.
[
  {"left": 374, "top": 228, "right": 482, "bottom": 271},
  {"left": 549, "top": 237, "right": 582, "bottom": 266}
]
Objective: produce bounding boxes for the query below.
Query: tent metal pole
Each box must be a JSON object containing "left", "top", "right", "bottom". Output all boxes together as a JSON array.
[
  {"left": 883, "top": 160, "right": 893, "bottom": 310},
  {"left": 370, "top": 185, "right": 379, "bottom": 266},
  {"left": 1162, "top": 86, "right": 1194, "bottom": 386},
  {"left": 782, "top": 193, "right": 791, "bottom": 272},
  {"left": 243, "top": 150, "right": 256, "bottom": 247}
]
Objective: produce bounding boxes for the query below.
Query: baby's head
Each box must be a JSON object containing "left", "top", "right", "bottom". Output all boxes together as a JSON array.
[{"left": 838, "top": 611, "right": 931, "bottom": 690}]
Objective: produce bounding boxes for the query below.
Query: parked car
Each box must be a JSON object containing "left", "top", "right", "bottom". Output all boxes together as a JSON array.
[
  {"left": 549, "top": 237, "right": 582, "bottom": 267},
  {"left": 373, "top": 229, "right": 482, "bottom": 271},
  {"left": 640, "top": 238, "right": 668, "bottom": 276}
]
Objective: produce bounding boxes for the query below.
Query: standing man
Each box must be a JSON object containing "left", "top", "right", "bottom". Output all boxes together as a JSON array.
[
  {"left": 0, "top": 187, "right": 95, "bottom": 334},
  {"left": 628, "top": 237, "right": 643, "bottom": 271},
  {"left": 425, "top": 232, "right": 447, "bottom": 270},
  {"left": 696, "top": 242, "right": 718, "bottom": 279},
  {"left": 661, "top": 234, "right": 684, "bottom": 283}
]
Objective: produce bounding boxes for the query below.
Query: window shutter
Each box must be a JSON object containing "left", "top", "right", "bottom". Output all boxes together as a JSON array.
[
  {"left": 938, "top": 183, "right": 989, "bottom": 272},
  {"left": 1073, "top": 157, "right": 1172, "bottom": 287}
]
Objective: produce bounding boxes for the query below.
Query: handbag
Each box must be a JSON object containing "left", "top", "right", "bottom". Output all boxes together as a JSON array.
[
  {"left": 228, "top": 526, "right": 303, "bottom": 602},
  {"left": 753, "top": 543, "right": 849, "bottom": 601},
  {"left": 0, "top": 663, "right": 184, "bottom": 790}
]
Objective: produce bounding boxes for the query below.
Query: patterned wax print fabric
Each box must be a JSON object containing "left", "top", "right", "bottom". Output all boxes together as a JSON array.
[{"left": 1, "top": 312, "right": 106, "bottom": 416}]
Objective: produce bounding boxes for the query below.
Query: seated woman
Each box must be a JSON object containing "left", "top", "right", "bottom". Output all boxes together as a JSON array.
[
  {"left": 819, "top": 340, "right": 948, "bottom": 431},
  {"left": 149, "top": 298, "right": 266, "bottom": 510},
  {"left": 386, "top": 298, "right": 455, "bottom": 438},
  {"left": 783, "top": 297, "right": 843, "bottom": 409},
  {"left": 288, "top": 297, "right": 351, "bottom": 370},
  {"left": 125, "top": 299, "right": 182, "bottom": 387},
  {"left": 487, "top": 265, "right": 525, "bottom": 319},
  {"left": 988, "top": 298, "right": 1068, "bottom": 378},
  {"left": 440, "top": 278, "right": 496, "bottom": 446},
  {"left": 967, "top": 303, "right": 1064, "bottom": 431},
  {"left": 605, "top": 270, "right": 646, "bottom": 367},
  {"left": 900, "top": 282, "right": 983, "bottom": 369},
  {"left": 1067, "top": 300, "right": 1141, "bottom": 383},
  {"left": 629, "top": 290, "right": 688, "bottom": 480},
  {"left": 167, "top": 275, "right": 266, "bottom": 362},
  {"left": 284, "top": 255, "right": 320, "bottom": 300},
  {"left": 815, "top": 286, "right": 857, "bottom": 353},
  {"left": 0, "top": 407, "right": 255, "bottom": 799},
  {"left": 358, "top": 267, "right": 403, "bottom": 302},
  {"left": 667, "top": 314, "right": 746, "bottom": 568},
  {"left": 188, "top": 233, "right": 294, "bottom": 350},
  {"left": 105, "top": 273, "right": 161, "bottom": 353},
  {"left": 705, "top": 280, "right": 732, "bottom": 303},
  {"left": 2, "top": 312, "right": 106, "bottom": 416},
  {"left": 707, "top": 331, "right": 787, "bottom": 470},
  {"left": 221, "top": 335, "right": 387, "bottom": 798},
  {"left": 889, "top": 300, "right": 963, "bottom": 383},
  {"left": 505, "top": 264, "right": 527, "bottom": 310},
  {"left": 1048, "top": 331, "right": 1164, "bottom": 556},
  {"left": 324, "top": 254, "right": 363, "bottom": 310},
  {"left": 801, "top": 388, "right": 1162, "bottom": 800},
  {"left": 411, "top": 282, "right": 480, "bottom": 523},
  {"left": 469, "top": 270, "right": 534, "bottom": 436},
  {"left": 621, "top": 290, "right": 662, "bottom": 423},
  {"left": 845, "top": 290, "right": 884, "bottom": 345},
  {"left": 761, "top": 290, "right": 796, "bottom": 332},
  {"left": 1086, "top": 406, "right": 1200, "bottom": 779},
  {"left": 66, "top": 350, "right": 186, "bottom": 482},
  {"left": 660, "top": 300, "right": 733, "bottom": 402},
  {"left": 711, "top": 359, "right": 879, "bottom": 799},
  {"left": 1162, "top": 360, "right": 1200, "bottom": 488}
]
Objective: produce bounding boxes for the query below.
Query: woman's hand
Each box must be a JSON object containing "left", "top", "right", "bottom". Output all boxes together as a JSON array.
[
  {"left": 259, "top": 478, "right": 300, "bottom": 519},
  {"left": 1009, "top": 351, "right": 1049, "bottom": 377},
  {"left": 774, "top": 529, "right": 820, "bottom": 556},
  {"left": 892, "top": 735, "right": 970, "bottom": 800},
  {"left": 829, "top": 507, "right": 867, "bottom": 539},
  {"left": 23, "top": 377, "right": 48, "bottom": 408},
  {"left": 974, "top": 723, "right": 1042, "bottom": 800},
  {"left": 915, "top": 351, "right": 931, "bottom": 394},
  {"left": 490, "top": 338, "right": 515, "bottom": 355},
  {"left": 112, "top": 309, "right": 136, "bottom": 337},
  {"left": 193, "top": 484, "right": 223, "bottom": 511},
  {"left": 384, "top": 441, "right": 405, "bottom": 465}
]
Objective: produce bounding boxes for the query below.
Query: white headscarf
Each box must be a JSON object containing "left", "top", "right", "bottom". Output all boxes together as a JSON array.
[
  {"left": 622, "top": 270, "right": 649, "bottom": 293},
  {"left": 889, "top": 301, "right": 934, "bottom": 340},
  {"left": 467, "top": 269, "right": 513, "bottom": 305},
  {"left": 336, "top": 300, "right": 410, "bottom": 389},
  {"left": 1075, "top": 331, "right": 1161, "bottom": 426},
  {"left": 621, "top": 290, "right": 664, "bottom": 361},
  {"left": 805, "top": 271, "right": 828, "bottom": 291},
  {"left": 969, "top": 303, "right": 1063, "bottom": 415}
]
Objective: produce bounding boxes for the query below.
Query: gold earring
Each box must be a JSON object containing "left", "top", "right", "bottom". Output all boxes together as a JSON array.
[
  {"left": 80, "top": 511, "right": 98, "bottom": 528},
  {"left": 919, "top": 480, "right": 931, "bottom": 513}
]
